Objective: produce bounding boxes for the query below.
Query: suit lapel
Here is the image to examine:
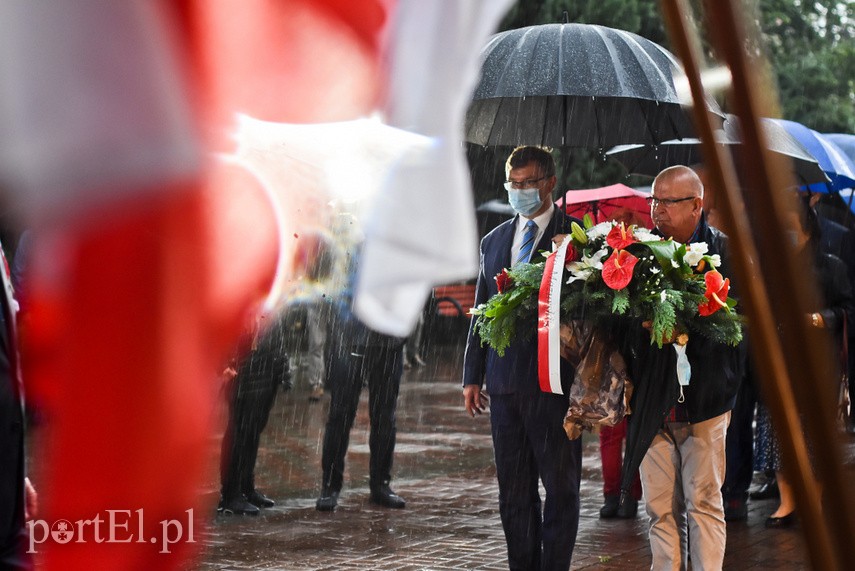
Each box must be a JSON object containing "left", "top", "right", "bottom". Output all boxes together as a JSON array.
[{"left": 486, "top": 217, "right": 517, "bottom": 285}]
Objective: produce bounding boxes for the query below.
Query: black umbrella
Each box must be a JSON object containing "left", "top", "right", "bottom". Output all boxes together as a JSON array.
[
  {"left": 606, "top": 115, "right": 831, "bottom": 185},
  {"left": 464, "top": 23, "right": 725, "bottom": 148}
]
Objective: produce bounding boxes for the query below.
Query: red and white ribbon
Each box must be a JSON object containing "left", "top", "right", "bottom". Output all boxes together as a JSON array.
[{"left": 537, "top": 239, "right": 571, "bottom": 394}]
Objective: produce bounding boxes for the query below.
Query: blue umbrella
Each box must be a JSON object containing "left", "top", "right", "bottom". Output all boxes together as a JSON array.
[
  {"left": 770, "top": 119, "right": 855, "bottom": 193},
  {"left": 824, "top": 133, "right": 855, "bottom": 165}
]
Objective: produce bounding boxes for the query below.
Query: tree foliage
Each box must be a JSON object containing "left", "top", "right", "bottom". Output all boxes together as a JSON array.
[
  {"left": 753, "top": 0, "right": 855, "bottom": 133},
  {"left": 467, "top": 1, "right": 854, "bottom": 210}
]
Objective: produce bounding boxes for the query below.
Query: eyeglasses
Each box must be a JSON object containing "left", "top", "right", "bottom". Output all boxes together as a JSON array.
[
  {"left": 646, "top": 196, "right": 697, "bottom": 208},
  {"left": 504, "top": 175, "right": 550, "bottom": 191}
]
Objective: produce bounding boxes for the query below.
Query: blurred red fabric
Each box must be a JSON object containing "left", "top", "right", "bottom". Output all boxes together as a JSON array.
[{"left": 26, "top": 1, "right": 392, "bottom": 568}]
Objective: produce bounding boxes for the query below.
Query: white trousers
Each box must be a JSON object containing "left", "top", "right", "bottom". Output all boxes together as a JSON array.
[{"left": 640, "top": 411, "right": 731, "bottom": 571}]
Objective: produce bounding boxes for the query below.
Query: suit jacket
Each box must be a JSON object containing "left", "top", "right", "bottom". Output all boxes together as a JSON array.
[{"left": 463, "top": 207, "right": 580, "bottom": 395}]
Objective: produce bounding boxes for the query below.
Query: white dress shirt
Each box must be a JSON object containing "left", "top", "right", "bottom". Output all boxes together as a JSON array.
[{"left": 510, "top": 205, "right": 554, "bottom": 265}]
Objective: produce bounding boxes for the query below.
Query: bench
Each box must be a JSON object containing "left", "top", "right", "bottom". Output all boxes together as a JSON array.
[{"left": 432, "top": 283, "right": 477, "bottom": 318}]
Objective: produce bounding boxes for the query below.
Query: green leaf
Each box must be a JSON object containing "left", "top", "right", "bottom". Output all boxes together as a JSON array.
[
  {"left": 612, "top": 288, "right": 630, "bottom": 314},
  {"left": 642, "top": 239, "right": 678, "bottom": 270}
]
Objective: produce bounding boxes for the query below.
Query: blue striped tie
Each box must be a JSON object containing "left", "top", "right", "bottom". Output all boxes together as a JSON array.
[{"left": 516, "top": 220, "right": 538, "bottom": 265}]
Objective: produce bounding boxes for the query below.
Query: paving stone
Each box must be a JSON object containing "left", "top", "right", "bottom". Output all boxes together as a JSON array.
[{"left": 195, "top": 343, "right": 853, "bottom": 570}]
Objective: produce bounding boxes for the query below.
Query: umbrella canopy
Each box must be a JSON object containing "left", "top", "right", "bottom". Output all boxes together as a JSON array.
[
  {"left": 464, "top": 23, "right": 725, "bottom": 148},
  {"left": 770, "top": 119, "right": 855, "bottom": 193},
  {"left": 557, "top": 184, "right": 653, "bottom": 228},
  {"left": 606, "top": 115, "right": 830, "bottom": 186},
  {"left": 825, "top": 133, "right": 855, "bottom": 165}
]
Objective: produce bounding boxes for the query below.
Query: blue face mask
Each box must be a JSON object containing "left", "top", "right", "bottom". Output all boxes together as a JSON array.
[{"left": 507, "top": 187, "right": 543, "bottom": 217}]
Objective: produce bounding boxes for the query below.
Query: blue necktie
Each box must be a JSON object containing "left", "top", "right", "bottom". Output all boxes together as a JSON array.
[{"left": 516, "top": 220, "right": 538, "bottom": 265}]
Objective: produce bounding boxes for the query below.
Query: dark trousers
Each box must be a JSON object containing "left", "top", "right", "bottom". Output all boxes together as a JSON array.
[
  {"left": 321, "top": 343, "right": 403, "bottom": 492},
  {"left": 220, "top": 371, "right": 280, "bottom": 500},
  {"left": 723, "top": 358, "right": 757, "bottom": 501},
  {"left": 490, "top": 392, "right": 582, "bottom": 571}
]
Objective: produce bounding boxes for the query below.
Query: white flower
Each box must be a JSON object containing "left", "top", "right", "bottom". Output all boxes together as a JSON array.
[
  {"left": 565, "top": 265, "right": 593, "bottom": 283},
  {"left": 650, "top": 266, "right": 661, "bottom": 274},
  {"left": 566, "top": 247, "right": 607, "bottom": 283},
  {"left": 671, "top": 259, "right": 680, "bottom": 268},
  {"left": 660, "top": 290, "right": 668, "bottom": 303},
  {"left": 683, "top": 242, "right": 709, "bottom": 266},
  {"left": 587, "top": 222, "right": 615, "bottom": 240},
  {"left": 708, "top": 254, "right": 721, "bottom": 268},
  {"left": 632, "top": 228, "right": 658, "bottom": 242}
]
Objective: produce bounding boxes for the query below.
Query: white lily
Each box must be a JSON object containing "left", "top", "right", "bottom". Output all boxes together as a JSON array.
[
  {"left": 566, "top": 247, "right": 607, "bottom": 283},
  {"left": 683, "top": 242, "right": 709, "bottom": 266}
]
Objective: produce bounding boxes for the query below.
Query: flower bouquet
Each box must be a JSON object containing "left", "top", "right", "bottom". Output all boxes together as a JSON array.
[
  {"left": 471, "top": 218, "right": 744, "bottom": 357},
  {"left": 470, "top": 217, "right": 744, "bottom": 439}
]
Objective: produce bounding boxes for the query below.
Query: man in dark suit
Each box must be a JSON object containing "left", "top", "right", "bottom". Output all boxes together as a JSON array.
[
  {"left": 218, "top": 310, "right": 292, "bottom": 516},
  {"left": 316, "top": 246, "right": 406, "bottom": 512},
  {"left": 463, "top": 146, "right": 582, "bottom": 571}
]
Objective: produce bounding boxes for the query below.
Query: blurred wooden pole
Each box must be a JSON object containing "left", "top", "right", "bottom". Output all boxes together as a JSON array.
[{"left": 660, "top": 0, "right": 855, "bottom": 569}]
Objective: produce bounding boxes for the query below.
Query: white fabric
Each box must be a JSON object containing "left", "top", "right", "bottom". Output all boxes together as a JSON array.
[
  {"left": 0, "top": 0, "right": 199, "bottom": 224},
  {"left": 354, "top": 0, "right": 515, "bottom": 337},
  {"left": 543, "top": 238, "right": 572, "bottom": 395}
]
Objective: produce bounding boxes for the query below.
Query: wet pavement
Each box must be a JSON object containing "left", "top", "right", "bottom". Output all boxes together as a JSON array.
[{"left": 196, "top": 340, "right": 854, "bottom": 570}]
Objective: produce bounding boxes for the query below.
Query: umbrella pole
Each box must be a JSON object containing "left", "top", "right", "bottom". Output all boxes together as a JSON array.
[{"left": 662, "top": 0, "right": 855, "bottom": 568}]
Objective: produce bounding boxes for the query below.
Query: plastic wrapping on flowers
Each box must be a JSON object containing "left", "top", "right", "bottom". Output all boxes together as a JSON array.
[{"left": 471, "top": 218, "right": 744, "bottom": 356}]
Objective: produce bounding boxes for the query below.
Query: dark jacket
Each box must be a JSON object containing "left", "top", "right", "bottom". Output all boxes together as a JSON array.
[
  {"left": 329, "top": 248, "right": 405, "bottom": 351},
  {"left": 620, "top": 213, "right": 746, "bottom": 495},
  {"left": 463, "top": 207, "right": 580, "bottom": 395},
  {"left": 677, "top": 218, "right": 745, "bottom": 421},
  {"left": 812, "top": 250, "right": 854, "bottom": 335}
]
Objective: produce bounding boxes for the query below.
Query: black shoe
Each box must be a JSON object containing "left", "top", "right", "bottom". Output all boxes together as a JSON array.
[
  {"left": 765, "top": 511, "right": 796, "bottom": 529},
  {"left": 370, "top": 484, "right": 406, "bottom": 509},
  {"left": 309, "top": 386, "right": 324, "bottom": 401},
  {"left": 617, "top": 498, "right": 639, "bottom": 519},
  {"left": 316, "top": 490, "right": 339, "bottom": 512},
  {"left": 724, "top": 498, "right": 748, "bottom": 522},
  {"left": 218, "top": 496, "right": 260, "bottom": 516},
  {"left": 750, "top": 479, "right": 779, "bottom": 500},
  {"left": 599, "top": 495, "right": 621, "bottom": 519},
  {"left": 245, "top": 490, "right": 275, "bottom": 508}
]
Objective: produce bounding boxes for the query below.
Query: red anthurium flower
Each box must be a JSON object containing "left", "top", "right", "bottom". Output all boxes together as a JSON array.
[
  {"left": 601, "top": 249, "right": 639, "bottom": 290},
  {"left": 495, "top": 268, "right": 512, "bottom": 293},
  {"left": 698, "top": 270, "right": 730, "bottom": 316},
  {"left": 606, "top": 222, "right": 638, "bottom": 250}
]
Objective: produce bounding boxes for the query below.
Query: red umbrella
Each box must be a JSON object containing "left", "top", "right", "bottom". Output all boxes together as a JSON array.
[{"left": 556, "top": 184, "right": 652, "bottom": 228}]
